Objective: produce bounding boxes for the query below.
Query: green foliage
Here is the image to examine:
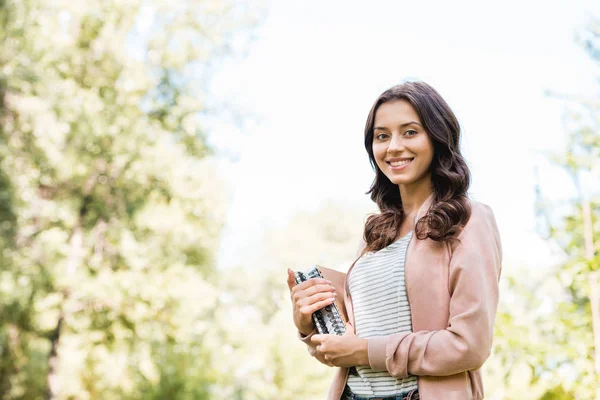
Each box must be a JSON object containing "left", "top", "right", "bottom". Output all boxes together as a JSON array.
[
  {"left": 1, "top": 0, "right": 598, "bottom": 398},
  {"left": 0, "top": 0, "right": 261, "bottom": 398},
  {"left": 539, "top": 385, "right": 576, "bottom": 400},
  {"left": 484, "top": 17, "right": 600, "bottom": 400}
]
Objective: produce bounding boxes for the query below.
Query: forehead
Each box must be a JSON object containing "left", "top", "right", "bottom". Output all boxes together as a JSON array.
[{"left": 374, "top": 99, "right": 421, "bottom": 127}]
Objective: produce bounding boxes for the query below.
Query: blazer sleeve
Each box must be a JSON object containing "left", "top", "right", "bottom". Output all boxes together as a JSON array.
[
  {"left": 367, "top": 203, "right": 503, "bottom": 377},
  {"left": 298, "top": 328, "right": 319, "bottom": 356}
]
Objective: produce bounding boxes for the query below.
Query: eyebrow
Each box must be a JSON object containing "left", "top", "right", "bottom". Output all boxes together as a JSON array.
[{"left": 374, "top": 121, "right": 422, "bottom": 130}]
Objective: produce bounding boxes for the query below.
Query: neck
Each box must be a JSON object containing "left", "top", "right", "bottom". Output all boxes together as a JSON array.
[{"left": 398, "top": 176, "right": 433, "bottom": 216}]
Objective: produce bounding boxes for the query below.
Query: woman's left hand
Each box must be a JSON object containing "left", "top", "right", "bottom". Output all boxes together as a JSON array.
[{"left": 310, "top": 323, "right": 369, "bottom": 368}]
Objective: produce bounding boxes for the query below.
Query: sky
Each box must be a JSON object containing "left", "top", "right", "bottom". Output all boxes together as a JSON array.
[{"left": 208, "top": 0, "right": 599, "bottom": 270}]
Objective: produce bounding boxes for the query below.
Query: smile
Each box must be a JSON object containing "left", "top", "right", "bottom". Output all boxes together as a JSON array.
[
  {"left": 387, "top": 159, "right": 413, "bottom": 167},
  {"left": 386, "top": 158, "right": 414, "bottom": 170}
]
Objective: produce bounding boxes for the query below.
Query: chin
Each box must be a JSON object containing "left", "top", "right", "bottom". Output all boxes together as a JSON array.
[
  {"left": 387, "top": 175, "right": 415, "bottom": 186},
  {"left": 393, "top": 180, "right": 415, "bottom": 186}
]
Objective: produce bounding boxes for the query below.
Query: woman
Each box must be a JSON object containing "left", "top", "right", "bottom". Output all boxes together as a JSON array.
[{"left": 286, "top": 81, "right": 502, "bottom": 400}]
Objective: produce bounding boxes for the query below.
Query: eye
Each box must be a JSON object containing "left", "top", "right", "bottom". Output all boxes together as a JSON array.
[
  {"left": 404, "top": 129, "right": 418, "bottom": 137},
  {"left": 375, "top": 133, "right": 388, "bottom": 140}
]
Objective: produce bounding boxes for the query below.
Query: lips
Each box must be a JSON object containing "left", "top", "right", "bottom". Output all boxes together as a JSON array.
[{"left": 386, "top": 158, "right": 414, "bottom": 167}]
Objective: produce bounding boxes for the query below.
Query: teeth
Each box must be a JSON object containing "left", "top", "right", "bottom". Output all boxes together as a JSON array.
[{"left": 389, "top": 159, "right": 412, "bottom": 167}]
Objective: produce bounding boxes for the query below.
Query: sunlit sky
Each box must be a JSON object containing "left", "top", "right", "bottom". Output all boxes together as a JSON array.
[{"left": 209, "top": 0, "right": 599, "bottom": 270}]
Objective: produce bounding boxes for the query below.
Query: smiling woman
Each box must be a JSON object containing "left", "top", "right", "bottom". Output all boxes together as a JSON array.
[
  {"left": 363, "top": 82, "right": 472, "bottom": 250},
  {"left": 371, "top": 102, "right": 434, "bottom": 194},
  {"left": 288, "top": 81, "right": 502, "bottom": 400}
]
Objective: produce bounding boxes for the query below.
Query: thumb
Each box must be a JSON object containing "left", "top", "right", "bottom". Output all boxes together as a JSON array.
[{"left": 286, "top": 268, "right": 296, "bottom": 292}]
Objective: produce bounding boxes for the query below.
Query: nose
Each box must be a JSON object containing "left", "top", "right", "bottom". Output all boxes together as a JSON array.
[{"left": 387, "top": 133, "right": 406, "bottom": 153}]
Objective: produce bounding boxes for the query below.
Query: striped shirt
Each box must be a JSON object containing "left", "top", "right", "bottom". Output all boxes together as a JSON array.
[{"left": 346, "top": 231, "right": 419, "bottom": 396}]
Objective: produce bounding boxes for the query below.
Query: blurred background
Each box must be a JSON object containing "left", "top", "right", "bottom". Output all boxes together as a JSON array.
[{"left": 1, "top": 0, "right": 599, "bottom": 399}]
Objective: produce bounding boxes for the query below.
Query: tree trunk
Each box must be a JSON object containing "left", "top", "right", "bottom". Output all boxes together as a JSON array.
[
  {"left": 46, "top": 220, "right": 83, "bottom": 400},
  {"left": 45, "top": 310, "right": 64, "bottom": 400}
]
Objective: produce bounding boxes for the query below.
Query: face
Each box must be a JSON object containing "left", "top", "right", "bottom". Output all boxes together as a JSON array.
[{"left": 372, "top": 99, "right": 434, "bottom": 188}]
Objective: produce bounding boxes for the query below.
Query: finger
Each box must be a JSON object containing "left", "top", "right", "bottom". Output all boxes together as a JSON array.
[
  {"left": 292, "top": 278, "right": 333, "bottom": 294},
  {"left": 303, "top": 291, "right": 336, "bottom": 307},
  {"left": 310, "top": 335, "right": 323, "bottom": 344},
  {"left": 286, "top": 268, "right": 296, "bottom": 292},
  {"left": 292, "top": 284, "right": 336, "bottom": 306},
  {"left": 316, "top": 351, "right": 333, "bottom": 367},
  {"left": 303, "top": 283, "right": 337, "bottom": 298},
  {"left": 314, "top": 351, "right": 334, "bottom": 367},
  {"left": 299, "top": 296, "right": 336, "bottom": 316}
]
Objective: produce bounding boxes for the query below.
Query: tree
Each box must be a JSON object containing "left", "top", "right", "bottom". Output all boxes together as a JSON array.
[
  {"left": 0, "top": 0, "right": 261, "bottom": 398},
  {"left": 537, "top": 18, "right": 600, "bottom": 399},
  {"left": 486, "top": 18, "right": 600, "bottom": 400}
]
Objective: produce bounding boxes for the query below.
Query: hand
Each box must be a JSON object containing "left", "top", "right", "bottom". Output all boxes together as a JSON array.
[
  {"left": 313, "top": 347, "right": 334, "bottom": 367},
  {"left": 286, "top": 268, "right": 337, "bottom": 336},
  {"left": 310, "top": 323, "right": 369, "bottom": 368}
]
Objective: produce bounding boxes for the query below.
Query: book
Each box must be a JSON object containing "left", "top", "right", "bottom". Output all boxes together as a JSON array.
[{"left": 294, "top": 265, "right": 348, "bottom": 336}]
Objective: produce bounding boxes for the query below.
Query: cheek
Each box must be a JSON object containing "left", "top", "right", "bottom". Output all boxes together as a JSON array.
[
  {"left": 417, "top": 139, "right": 434, "bottom": 164},
  {"left": 423, "top": 146, "right": 434, "bottom": 165},
  {"left": 372, "top": 145, "right": 386, "bottom": 162}
]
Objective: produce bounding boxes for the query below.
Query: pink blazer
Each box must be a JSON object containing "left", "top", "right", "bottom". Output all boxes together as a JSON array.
[{"left": 299, "top": 195, "right": 502, "bottom": 400}]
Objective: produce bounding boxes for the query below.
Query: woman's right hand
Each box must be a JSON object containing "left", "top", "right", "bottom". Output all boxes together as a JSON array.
[{"left": 286, "top": 268, "right": 337, "bottom": 336}]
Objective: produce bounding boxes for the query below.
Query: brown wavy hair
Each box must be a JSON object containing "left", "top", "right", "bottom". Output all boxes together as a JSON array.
[{"left": 362, "top": 81, "right": 471, "bottom": 253}]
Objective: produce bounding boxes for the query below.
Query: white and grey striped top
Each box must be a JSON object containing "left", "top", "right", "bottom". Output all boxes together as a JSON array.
[{"left": 346, "top": 231, "right": 419, "bottom": 396}]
